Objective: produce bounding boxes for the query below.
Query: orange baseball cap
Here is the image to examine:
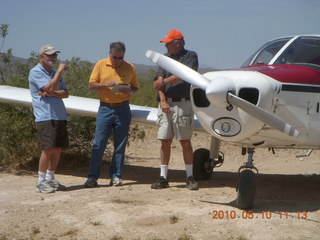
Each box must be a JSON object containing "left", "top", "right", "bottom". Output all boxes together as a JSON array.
[{"left": 160, "top": 29, "right": 184, "bottom": 43}]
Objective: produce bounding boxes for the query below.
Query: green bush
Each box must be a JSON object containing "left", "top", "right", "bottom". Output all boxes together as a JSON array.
[
  {"left": 0, "top": 103, "right": 39, "bottom": 167},
  {"left": 131, "top": 69, "right": 158, "bottom": 108}
]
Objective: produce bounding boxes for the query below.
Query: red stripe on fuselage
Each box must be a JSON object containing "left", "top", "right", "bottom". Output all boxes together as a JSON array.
[{"left": 241, "top": 64, "right": 320, "bottom": 85}]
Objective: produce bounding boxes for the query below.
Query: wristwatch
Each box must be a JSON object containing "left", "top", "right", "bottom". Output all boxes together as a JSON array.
[{"left": 162, "top": 79, "right": 166, "bottom": 86}]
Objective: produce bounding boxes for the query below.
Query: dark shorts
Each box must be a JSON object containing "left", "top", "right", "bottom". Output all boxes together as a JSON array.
[{"left": 35, "top": 120, "right": 69, "bottom": 149}]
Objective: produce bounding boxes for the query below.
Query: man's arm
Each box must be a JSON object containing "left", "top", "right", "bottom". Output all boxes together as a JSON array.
[
  {"left": 39, "top": 89, "right": 69, "bottom": 98},
  {"left": 41, "top": 63, "right": 67, "bottom": 93},
  {"left": 153, "top": 76, "right": 170, "bottom": 113},
  {"left": 159, "top": 88, "right": 170, "bottom": 113},
  {"left": 153, "top": 75, "right": 182, "bottom": 90},
  {"left": 88, "top": 81, "right": 116, "bottom": 90}
]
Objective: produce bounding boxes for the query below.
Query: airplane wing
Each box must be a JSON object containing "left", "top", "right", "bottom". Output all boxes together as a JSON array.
[{"left": 0, "top": 85, "right": 202, "bottom": 129}]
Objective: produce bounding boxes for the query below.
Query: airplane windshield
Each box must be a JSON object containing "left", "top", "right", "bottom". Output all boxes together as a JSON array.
[
  {"left": 274, "top": 36, "right": 320, "bottom": 66},
  {"left": 242, "top": 38, "right": 290, "bottom": 67}
]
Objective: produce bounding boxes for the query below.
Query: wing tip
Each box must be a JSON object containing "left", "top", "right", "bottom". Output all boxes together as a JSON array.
[
  {"left": 145, "top": 50, "right": 152, "bottom": 58},
  {"left": 145, "top": 50, "right": 160, "bottom": 64}
]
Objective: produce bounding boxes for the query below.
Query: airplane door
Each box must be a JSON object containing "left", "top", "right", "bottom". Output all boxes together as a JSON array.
[{"left": 307, "top": 99, "right": 320, "bottom": 145}]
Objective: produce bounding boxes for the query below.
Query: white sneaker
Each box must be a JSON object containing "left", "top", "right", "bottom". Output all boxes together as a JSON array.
[
  {"left": 35, "top": 181, "right": 55, "bottom": 194},
  {"left": 111, "top": 177, "right": 123, "bottom": 186},
  {"left": 47, "top": 179, "right": 66, "bottom": 191}
]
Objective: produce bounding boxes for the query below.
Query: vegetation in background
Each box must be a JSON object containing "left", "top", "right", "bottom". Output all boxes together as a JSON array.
[
  {"left": 131, "top": 69, "right": 158, "bottom": 108},
  {"left": 0, "top": 103, "right": 38, "bottom": 167},
  {"left": 0, "top": 24, "right": 158, "bottom": 169}
]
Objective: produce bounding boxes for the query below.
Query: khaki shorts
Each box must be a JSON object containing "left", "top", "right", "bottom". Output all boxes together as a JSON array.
[{"left": 157, "top": 100, "right": 194, "bottom": 140}]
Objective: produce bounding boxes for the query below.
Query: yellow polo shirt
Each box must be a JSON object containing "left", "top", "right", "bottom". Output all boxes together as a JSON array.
[{"left": 89, "top": 57, "right": 138, "bottom": 103}]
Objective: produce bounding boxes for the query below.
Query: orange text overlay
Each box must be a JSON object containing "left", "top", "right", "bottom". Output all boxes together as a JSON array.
[{"left": 212, "top": 210, "right": 308, "bottom": 220}]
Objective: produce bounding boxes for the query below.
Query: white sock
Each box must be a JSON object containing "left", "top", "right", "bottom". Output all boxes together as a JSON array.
[
  {"left": 45, "top": 170, "right": 55, "bottom": 181},
  {"left": 37, "top": 171, "right": 46, "bottom": 185},
  {"left": 160, "top": 165, "right": 168, "bottom": 179},
  {"left": 185, "top": 164, "right": 193, "bottom": 178}
]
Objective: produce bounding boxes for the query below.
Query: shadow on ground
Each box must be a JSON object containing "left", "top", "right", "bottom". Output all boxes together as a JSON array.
[{"left": 11, "top": 154, "right": 320, "bottom": 214}]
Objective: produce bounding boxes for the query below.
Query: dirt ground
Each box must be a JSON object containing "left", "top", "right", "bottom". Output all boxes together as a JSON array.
[{"left": 0, "top": 123, "right": 319, "bottom": 240}]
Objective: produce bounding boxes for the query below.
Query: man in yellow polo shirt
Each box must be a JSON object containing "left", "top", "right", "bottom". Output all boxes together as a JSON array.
[{"left": 84, "top": 42, "right": 138, "bottom": 187}]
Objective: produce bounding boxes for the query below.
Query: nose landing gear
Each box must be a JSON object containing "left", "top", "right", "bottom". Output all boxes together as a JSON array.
[{"left": 236, "top": 148, "right": 258, "bottom": 209}]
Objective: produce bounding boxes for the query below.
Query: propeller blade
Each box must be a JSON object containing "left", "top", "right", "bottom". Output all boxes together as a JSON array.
[
  {"left": 227, "top": 92, "right": 300, "bottom": 138},
  {"left": 145, "top": 50, "right": 210, "bottom": 90}
]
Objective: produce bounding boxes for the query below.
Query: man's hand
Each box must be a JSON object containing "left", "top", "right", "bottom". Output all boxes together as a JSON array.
[
  {"left": 57, "top": 63, "right": 68, "bottom": 72},
  {"left": 107, "top": 81, "right": 116, "bottom": 88},
  {"left": 153, "top": 78, "right": 164, "bottom": 90},
  {"left": 38, "top": 89, "right": 49, "bottom": 97},
  {"left": 88, "top": 81, "right": 116, "bottom": 90},
  {"left": 38, "top": 89, "right": 54, "bottom": 97},
  {"left": 160, "top": 101, "right": 171, "bottom": 113}
]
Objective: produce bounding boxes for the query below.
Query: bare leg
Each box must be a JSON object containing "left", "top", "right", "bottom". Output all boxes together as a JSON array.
[
  {"left": 160, "top": 139, "right": 172, "bottom": 165},
  {"left": 39, "top": 147, "right": 62, "bottom": 172},
  {"left": 179, "top": 140, "right": 193, "bottom": 165}
]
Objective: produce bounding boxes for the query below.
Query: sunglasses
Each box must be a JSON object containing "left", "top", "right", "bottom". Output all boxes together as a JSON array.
[
  {"left": 112, "top": 56, "right": 124, "bottom": 60},
  {"left": 45, "top": 53, "right": 58, "bottom": 57}
]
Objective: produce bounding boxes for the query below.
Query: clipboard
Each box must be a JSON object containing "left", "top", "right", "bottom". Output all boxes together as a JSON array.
[{"left": 110, "top": 83, "right": 130, "bottom": 93}]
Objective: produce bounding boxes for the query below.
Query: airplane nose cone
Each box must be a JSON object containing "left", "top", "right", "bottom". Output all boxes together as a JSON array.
[{"left": 205, "top": 77, "right": 235, "bottom": 108}]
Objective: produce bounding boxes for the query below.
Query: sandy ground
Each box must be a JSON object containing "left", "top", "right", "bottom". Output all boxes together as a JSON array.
[{"left": 0, "top": 124, "right": 319, "bottom": 240}]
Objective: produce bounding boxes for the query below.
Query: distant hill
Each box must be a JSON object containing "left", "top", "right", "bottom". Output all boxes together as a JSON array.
[
  {"left": 0, "top": 56, "right": 217, "bottom": 80},
  {"left": 134, "top": 63, "right": 217, "bottom": 79},
  {"left": 134, "top": 63, "right": 156, "bottom": 79},
  {"left": 0, "top": 55, "right": 28, "bottom": 66}
]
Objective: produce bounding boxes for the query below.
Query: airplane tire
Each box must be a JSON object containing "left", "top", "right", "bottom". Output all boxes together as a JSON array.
[
  {"left": 193, "top": 148, "right": 212, "bottom": 180},
  {"left": 236, "top": 169, "right": 256, "bottom": 209}
]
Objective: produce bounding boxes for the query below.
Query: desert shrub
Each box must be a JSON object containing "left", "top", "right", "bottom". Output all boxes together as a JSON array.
[
  {"left": 63, "top": 57, "right": 95, "bottom": 98},
  {"left": 131, "top": 69, "right": 158, "bottom": 108},
  {"left": 0, "top": 103, "right": 39, "bottom": 167},
  {"left": 66, "top": 114, "right": 96, "bottom": 155}
]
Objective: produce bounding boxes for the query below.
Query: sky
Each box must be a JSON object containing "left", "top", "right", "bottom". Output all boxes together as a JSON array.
[{"left": 1, "top": 0, "right": 319, "bottom": 69}]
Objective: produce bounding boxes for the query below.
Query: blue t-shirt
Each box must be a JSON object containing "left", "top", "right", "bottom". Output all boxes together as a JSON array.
[{"left": 28, "top": 63, "right": 68, "bottom": 122}]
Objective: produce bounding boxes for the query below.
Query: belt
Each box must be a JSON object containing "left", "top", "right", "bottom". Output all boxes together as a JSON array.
[
  {"left": 166, "top": 97, "right": 190, "bottom": 102},
  {"left": 100, "top": 100, "right": 129, "bottom": 107}
]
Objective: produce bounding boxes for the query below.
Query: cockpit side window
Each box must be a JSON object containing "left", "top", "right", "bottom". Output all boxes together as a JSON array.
[
  {"left": 253, "top": 40, "right": 289, "bottom": 65},
  {"left": 274, "top": 37, "right": 320, "bottom": 66}
]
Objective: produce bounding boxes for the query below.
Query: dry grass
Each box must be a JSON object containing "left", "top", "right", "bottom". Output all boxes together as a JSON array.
[{"left": 169, "top": 214, "right": 179, "bottom": 224}]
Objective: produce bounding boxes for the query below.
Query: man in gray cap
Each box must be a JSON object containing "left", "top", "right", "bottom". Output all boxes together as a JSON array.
[{"left": 28, "top": 44, "right": 68, "bottom": 193}]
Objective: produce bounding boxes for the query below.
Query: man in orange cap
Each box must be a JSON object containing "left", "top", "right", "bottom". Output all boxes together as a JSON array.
[{"left": 152, "top": 29, "right": 199, "bottom": 190}]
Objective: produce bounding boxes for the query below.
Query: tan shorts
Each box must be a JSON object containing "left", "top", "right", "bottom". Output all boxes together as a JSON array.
[{"left": 157, "top": 100, "right": 194, "bottom": 140}]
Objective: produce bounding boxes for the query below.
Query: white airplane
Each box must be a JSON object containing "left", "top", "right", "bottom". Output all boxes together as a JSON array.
[
  {"left": 146, "top": 34, "right": 320, "bottom": 209},
  {"left": 0, "top": 35, "right": 319, "bottom": 209}
]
